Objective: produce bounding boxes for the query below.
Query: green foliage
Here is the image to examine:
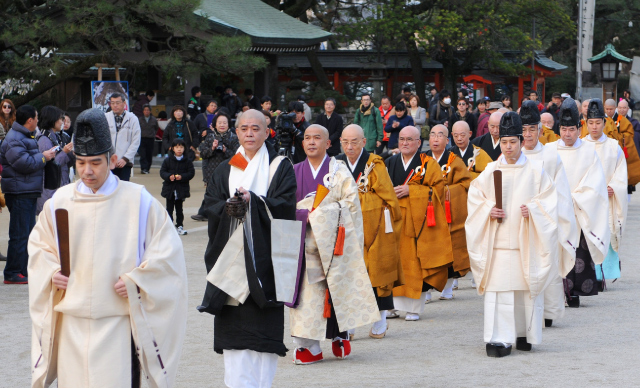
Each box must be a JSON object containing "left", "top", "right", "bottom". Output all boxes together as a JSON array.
[
  {"left": 593, "top": 0, "right": 640, "bottom": 58},
  {"left": 0, "top": 0, "right": 266, "bottom": 102}
]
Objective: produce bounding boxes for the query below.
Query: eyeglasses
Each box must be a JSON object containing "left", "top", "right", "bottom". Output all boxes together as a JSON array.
[
  {"left": 2, "top": 105, "right": 11, "bottom": 109},
  {"left": 457, "top": 103, "right": 467, "bottom": 106},
  {"left": 429, "top": 133, "right": 447, "bottom": 139},
  {"left": 398, "top": 137, "right": 419, "bottom": 143}
]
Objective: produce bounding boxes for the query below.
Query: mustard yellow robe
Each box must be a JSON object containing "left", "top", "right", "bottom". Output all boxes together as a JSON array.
[
  {"left": 393, "top": 156, "right": 453, "bottom": 298},
  {"left": 539, "top": 125, "right": 560, "bottom": 145},
  {"left": 442, "top": 154, "right": 472, "bottom": 276}
]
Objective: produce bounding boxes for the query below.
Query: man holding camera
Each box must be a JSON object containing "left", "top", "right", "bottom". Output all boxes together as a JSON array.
[{"left": 289, "top": 102, "right": 309, "bottom": 163}]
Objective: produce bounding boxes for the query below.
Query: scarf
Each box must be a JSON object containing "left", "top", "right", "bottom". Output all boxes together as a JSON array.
[
  {"left": 114, "top": 113, "right": 125, "bottom": 132},
  {"left": 439, "top": 100, "right": 451, "bottom": 109},
  {"left": 360, "top": 103, "right": 374, "bottom": 115},
  {"left": 228, "top": 143, "right": 270, "bottom": 197}
]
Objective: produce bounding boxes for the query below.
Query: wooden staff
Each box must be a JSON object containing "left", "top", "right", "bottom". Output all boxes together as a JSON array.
[
  {"left": 55, "top": 209, "right": 71, "bottom": 277},
  {"left": 493, "top": 170, "right": 503, "bottom": 224}
]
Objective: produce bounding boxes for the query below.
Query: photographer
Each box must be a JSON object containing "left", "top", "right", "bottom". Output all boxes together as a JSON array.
[
  {"left": 281, "top": 101, "right": 308, "bottom": 164},
  {"left": 546, "top": 92, "right": 563, "bottom": 120},
  {"left": 198, "top": 112, "right": 239, "bottom": 186}
]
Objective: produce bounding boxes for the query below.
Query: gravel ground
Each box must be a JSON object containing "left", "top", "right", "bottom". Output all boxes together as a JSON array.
[{"left": 1, "top": 168, "right": 639, "bottom": 387}]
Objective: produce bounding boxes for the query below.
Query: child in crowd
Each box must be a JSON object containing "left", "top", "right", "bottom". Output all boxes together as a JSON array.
[{"left": 160, "top": 138, "right": 195, "bottom": 235}]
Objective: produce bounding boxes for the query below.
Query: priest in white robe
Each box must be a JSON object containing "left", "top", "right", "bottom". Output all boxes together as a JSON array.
[
  {"left": 583, "top": 98, "right": 628, "bottom": 288},
  {"left": 519, "top": 100, "right": 578, "bottom": 328},
  {"left": 466, "top": 111, "right": 558, "bottom": 357},
  {"left": 290, "top": 124, "right": 379, "bottom": 364},
  {"left": 545, "top": 98, "right": 610, "bottom": 308},
  {"left": 28, "top": 108, "right": 188, "bottom": 388}
]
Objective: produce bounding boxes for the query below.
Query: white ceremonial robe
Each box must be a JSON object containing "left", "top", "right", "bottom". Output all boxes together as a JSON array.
[
  {"left": 28, "top": 175, "right": 188, "bottom": 388},
  {"left": 523, "top": 142, "right": 578, "bottom": 320},
  {"left": 466, "top": 154, "right": 558, "bottom": 345},
  {"left": 548, "top": 139, "right": 610, "bottom": 265},
  {"left": 584, "top": 134, "right": 628, "bottom": 252},
  {"left": 291, "top": 158, "right": 379, "bottom": 341}
]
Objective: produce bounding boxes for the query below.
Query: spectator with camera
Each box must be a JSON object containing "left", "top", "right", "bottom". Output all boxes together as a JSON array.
[
  {"left": 36, "top": 105, "right": 75, "bottom": 214},
  {"left": 289, "top": 101, "right": 309, "bottom": 163},
  {"left": 198, "top": 112, "right": 239, "bottom": 186}
]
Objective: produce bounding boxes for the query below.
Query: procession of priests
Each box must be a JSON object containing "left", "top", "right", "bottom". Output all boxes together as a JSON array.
[{"left": 24, "top": 93, "right": 631, "bottom": 387}]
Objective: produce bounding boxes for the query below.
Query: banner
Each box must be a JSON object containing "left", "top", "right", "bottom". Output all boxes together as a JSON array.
[{"left": 91, "top": 81, "right": 129, "bottom": 112}]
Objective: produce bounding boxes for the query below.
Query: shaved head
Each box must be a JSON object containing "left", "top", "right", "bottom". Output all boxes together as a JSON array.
[
  {"left": 451, "top": 121, "right": 472, "bottom": 149},
  {"left": 581, "top": 99, "right": 590, "bottom": 116},
  {"left": 306, "top": 124, "right": 329, "bottom": 140},
  {"left": 237, "top": 109, "right": 267, "bottom": 130},
  {"left": 431, "top": 124, "right": 449, "bottom": 137},
  {"left": 605, "top": 99, "right": 617, "bottom": 107},
  {"left": 618, "top": 99, "right": 629, "bottom": 108},
  {"left": 618, "top": 99, "right": 630, "bottom": 117},
  {"left": 342, "top": 124, "right": 365, "bottom": 139},
  {"left": 400, "top": 125, "right": 421, "bottom": 139},
  {"left": 497, "top": 108, "right": 509, "bottom": 113},
  {"left": 540, "top": 112, "right": 555, "bottom": 129},
  {"left": 488, "top": 111, "right": 504, "bottom": 139},
  {"left": 604, "top": 99, "right": 617, "bottom": 117}
]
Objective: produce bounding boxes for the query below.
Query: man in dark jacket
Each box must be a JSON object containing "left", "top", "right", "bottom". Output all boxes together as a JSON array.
[
  {"left": 0, "top": 105, "right": 56, "bottom": 283},
  {"left": 138, "top": 104, "right": 158, "bottom": 174},
  {"left": 245, "top": 89, "right": 260, "bottom": 110},
  {"left": 132, "top": 90, "right": 155, "bottom": 117},
  {"left": 222, "top": 86, "right": 242, "bottom": 119},
  {"left": 188, "top": 86, "right": 202, "bottom": 120},
  {"left": 291, "top": 102, "right": 309, "bottom": 164},
  {"left": 429, "top": 89, "right": 453, "bottom": 129},
  {"left": 314, "top": 98, "right": 344, "bottom": 157}
]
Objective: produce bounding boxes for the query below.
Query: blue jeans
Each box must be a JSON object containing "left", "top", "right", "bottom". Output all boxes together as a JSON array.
[
  {"left": 4, "top": 195, "right": 37, "bottom": 279},
  {"left": 112, "top": 165, "right": 132, "bottom": 181}
]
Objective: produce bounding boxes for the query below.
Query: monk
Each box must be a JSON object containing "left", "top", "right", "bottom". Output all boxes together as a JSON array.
[
  {"left": 472, "top": 111, "right": 504, "bottom": 160},
  {"left": 538, "top": 112, "right": 560, "bottom": 144},
  {"left": 385, "top": 126, "right": 452, "bottom": 321},
  {"left": 425, "top": 124, "right": 471, "bottom": 301},
  {"left": 466, "top": 111, "right": 558, "bottom": 357},
  {"left": 291, "top": 124, "right": 379, "bottom": 364},
  {"left": 583, "top": 99, "right": 628, "bottom": 288},
  {"left": 450, "top": 120, "right": 492, "bottom": 179},
  {"left": 336, "top": 124, "right": 403, "bottom": 339},
  {"left": 603, "top": 99, "right": 640, "bottom": 194}
]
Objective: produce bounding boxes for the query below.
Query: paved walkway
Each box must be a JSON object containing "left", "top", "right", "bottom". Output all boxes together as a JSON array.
[{"left": 1, "top": 168, "right": 639, "bottom": 387}]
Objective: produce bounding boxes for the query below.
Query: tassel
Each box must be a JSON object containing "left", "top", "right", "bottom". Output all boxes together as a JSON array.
[
  {"left": 427, "top": 202, "right": 436, "bottom": 227},
  {"left": 323, "top": 289, "right": 332, "bottom": 318},
  {"left": 427, "top": 188, "right": 436, "bottom": 227},
  {"left": 445, "top": 200, "right": 452, "bottom": 224},
  {"left": 333, "top": 225, "right": 345, "bottom": 255},
  {"left": 623, "top": 146, "right": 629, "bottom": 159}
]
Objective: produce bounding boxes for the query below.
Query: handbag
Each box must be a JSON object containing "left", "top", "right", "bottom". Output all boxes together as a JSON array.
[{"left": 43, "top": 159, "right": 62, "bottom": 190}]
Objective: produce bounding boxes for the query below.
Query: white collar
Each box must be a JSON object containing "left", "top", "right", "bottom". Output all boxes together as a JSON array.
[
  {"left": 459, "top": 146, "right": 469, "bottom": 157},
  {"left": 491, "top": 136, "right": 500, "bottom": 149},
  {"left": 498, "top": 152, "right": 526, "bottom": 165},
  {"left": 401, "top": 152, "right": 417, "bottom": 171},
  {"left": 309, "top": 154, "right": 328, "bottom": 179},
  {"left": 347, "top": 149, "right": 364, "bottom": 172},
  {"left": 522, "top": 141, "right": 542, "bottom": 153},
  {"left": 432, "top": 151, "right": 444, "bottom": 163},
  {"left": 77, "top": 172, "right": 118, "bottom": 195},
  {"left": 228, "top": 143, "right": 270, "bottom": 197},
  {"left": 586, "top": 133, "right": 607, "bottom": 143},
  {"left": 558, "top": 137, "right": 582, "bottom": 148}
]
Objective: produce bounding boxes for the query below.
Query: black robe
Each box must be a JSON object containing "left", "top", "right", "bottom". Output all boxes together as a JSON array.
[
  {"left": 471, "top": 133, "right": 501, "bottom": 161},
  {"left": 198, "top": 142, "right": 297, "bottom": 357},
  {"left": 425, "top": 149, "right": 450, "bottom": 167},
  {"left": 385, "top": 152, "right": 422, "bottom": 186},
  {"left": 336, "top": 150, "right": 395, "bottom": 311},
  {"left": 450, "top": 145, "right": 473, "bottom": 166}
]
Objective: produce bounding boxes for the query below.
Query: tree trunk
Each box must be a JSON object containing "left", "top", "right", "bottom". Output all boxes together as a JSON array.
[
  {"left": 306, "top": 50, "right": 332, "bottom": 90},
  {"left": 406, "top": 39, "right": 427, "bottom": 108},
  {"left": 12, "top": 56, "right": 96, "bottom": 107}
]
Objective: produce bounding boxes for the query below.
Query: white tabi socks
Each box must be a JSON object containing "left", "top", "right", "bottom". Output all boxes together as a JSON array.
[{"left": 371, "top": 310, "right": 388, "bottom": 335}]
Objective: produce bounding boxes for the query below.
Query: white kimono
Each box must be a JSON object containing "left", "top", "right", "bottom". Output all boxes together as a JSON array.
[
  {"left": 523, "top": 142, "right": 578, "bottom": 320},
  {"left": 466, "top": 153, "right": 558, "bottom": 345},
  {"left": 547, "top": 139, "right": 610, "bottom": 265},
  {"left": 28, "top": 174, "right": 188, "bottom": 388}
]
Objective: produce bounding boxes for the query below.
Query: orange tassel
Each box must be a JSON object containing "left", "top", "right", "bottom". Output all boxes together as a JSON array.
[
  {"left": 427, "top": 201, "right": 436, "bottom": 227},
  {"left": 624, "top": 146, "right": 629, "bottom": 159},
  {"left": 333, "top": 225, "right": 345, "bottom": 255},
  {"left": 323, "top": 289, "right": 332, "bottom": 318},
  {"left": 445, "top": 200, "right": 451, "bottom": 224}
]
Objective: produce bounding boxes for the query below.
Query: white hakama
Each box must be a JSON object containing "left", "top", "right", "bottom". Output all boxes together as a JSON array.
[
  {"left": 484, "top": 290, "right": 544, "bottom": 345},
  {"left": 224, "top": 349, "right": 278, "bottom": 388},
  {"left": 393, "top": 293, "right": 429, "bottom": 314}
]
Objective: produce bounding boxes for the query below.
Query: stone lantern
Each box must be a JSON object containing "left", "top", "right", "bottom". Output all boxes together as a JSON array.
[{"left": 588, "top": 44, "right": 632, "bottom": 100}]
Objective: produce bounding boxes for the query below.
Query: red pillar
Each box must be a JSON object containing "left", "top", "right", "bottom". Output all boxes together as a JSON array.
[{"left": 518, "top": 77, "right": 524, "bottom": 107}]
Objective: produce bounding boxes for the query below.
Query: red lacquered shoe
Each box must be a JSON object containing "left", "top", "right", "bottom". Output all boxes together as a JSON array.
[
  {"left": 293, "top": 348, "right": 323, "bottom": 365},
  {"left": 331, "top": 339, "right": 351, "bottom": 359}
]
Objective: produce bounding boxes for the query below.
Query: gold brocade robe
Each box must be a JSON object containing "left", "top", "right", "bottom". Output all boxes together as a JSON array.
[
  {"left": 442, "top": 154, "right": 472, "bottom": 276},
  {"left": 358, "top": 153, "right": 404, "bottom": 297},
  {"left": 468, "top": 145, "right": 493, "bottom": 180},
  {"left": 606, "top": 116, "right": 640, "bottom": 186},
  {"left": 539, "top": 125, "right": 560, "bottom": 145},
  {"left": 393, "top": 157, "right": 453, "bottom": 298}
]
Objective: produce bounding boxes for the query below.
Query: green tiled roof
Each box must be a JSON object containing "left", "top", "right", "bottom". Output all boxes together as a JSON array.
[
  {"left": 588, "top": 44, "right": 632, "bottom": 63},
  {"left": 195, "top": 0, "right": 331, "bottom": 48}
]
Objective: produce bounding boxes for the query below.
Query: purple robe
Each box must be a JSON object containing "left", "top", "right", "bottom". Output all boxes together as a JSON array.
[
  {"left": 287, "top": 156, "right": 330, "bottom": 307},
  {"left": 293, "top": 156, "right": 330, "bottom": 201}
]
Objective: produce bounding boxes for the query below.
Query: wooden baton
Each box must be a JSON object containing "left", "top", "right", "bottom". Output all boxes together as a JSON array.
[
  {"left": 55, "top": 209, "right": 71, "bottom": 277},
  {"left": 493, "top": 170, "right": 503, "bottom": 224}
]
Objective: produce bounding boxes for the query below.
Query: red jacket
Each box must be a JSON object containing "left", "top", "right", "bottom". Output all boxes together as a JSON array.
[{"left": 379, "top": 106, "right": 394, "bottom": 141}]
